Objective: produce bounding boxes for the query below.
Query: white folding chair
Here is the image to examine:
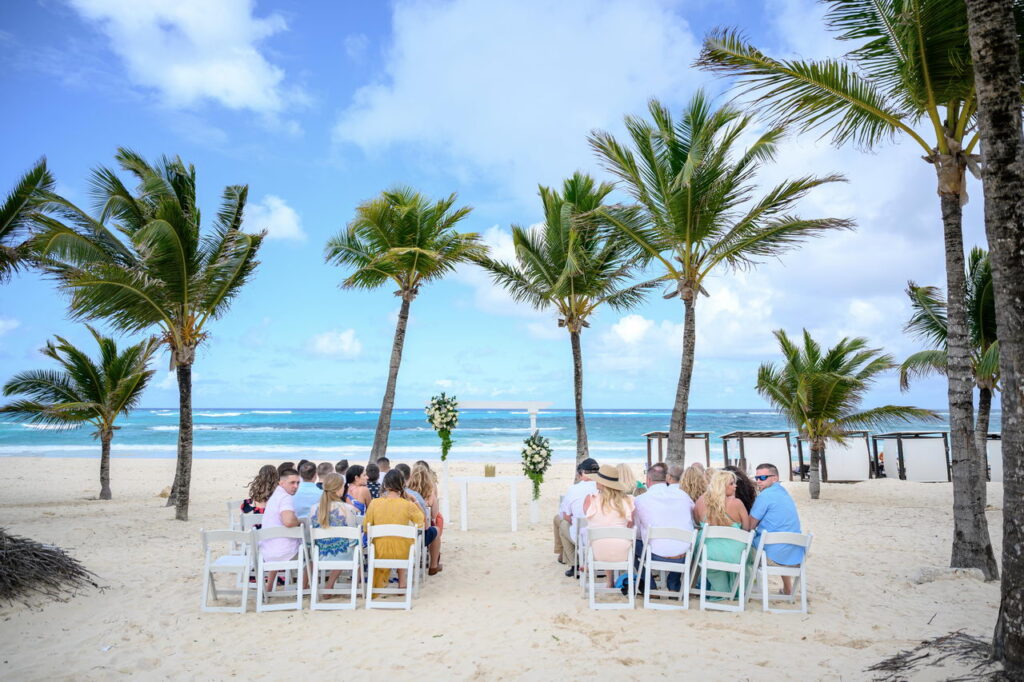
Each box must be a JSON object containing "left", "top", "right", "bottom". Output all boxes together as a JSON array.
[
  {"left": 641, "top": 527, "right": 695, "bottom": 610},
  {"left": 415, "top": 528, "right": 428, "bottom": 593},
  {"left": 365, "top": 524, "right": 418, "bottom": 610},
  {"left": 746, "top": 532, "right": 813, "bottom": 613},
  {"left": 227, "top": 500, "right": 243, "bottom": 530},
  {"left": 586, "top": 526, "right": 637, "bottom": 610},
  {"left": 309, "top": 527, "right": 362, "bottom": 611},
  {"left": 696, "top": 525, "right": 754, "bottom": 612},
  {"left": 200, "top": 529, "right": 254, "bottom": 613},
  {"left": 255, "top": 526, "right": 306, "bottom": 612},
  {"left": 241, "top": 513, "right": 263, "bottom": 531},
  {"left": 687, "top": 523, "right": 707, "bottom": 598},
  {"left": 574, "top": 518, "right": 589, "bottom": 597}
]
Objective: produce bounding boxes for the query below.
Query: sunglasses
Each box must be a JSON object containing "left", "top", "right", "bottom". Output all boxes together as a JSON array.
[{"left": 754, "top": 474, "right": 775, "bottom": 481}]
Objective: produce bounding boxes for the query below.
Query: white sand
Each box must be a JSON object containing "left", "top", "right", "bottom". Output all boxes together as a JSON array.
[{"left": 0, "top": 456, "right": 1003, "bottom": 680}]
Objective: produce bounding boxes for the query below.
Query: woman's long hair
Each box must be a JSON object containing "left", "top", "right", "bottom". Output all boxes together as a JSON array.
[
  {"left": 723, "top": 465, "right": 757, "bottom": 512},
  {"left": 704, "top": 470, "right": 737, "bottom": 526},
  {"left": 409, "top": 462, "right": 436, "bottom": 500},
  {"left": 316, "top": 473, "right": 348, "bottom": 529},
  {"left": 616, "top": 463, "right": 637, "bottom": 496},
  {"left": 247, "top": 464, "right": 278, "bottom": 505},
  {"left": 346, "top": 464, "right": 365, "bottom": 488},
  {"left": 680, "top": 465, "right": 707, "bottom": 502},
  {"left": 382, "top": 469, "right": 408, "bottom": 500}
]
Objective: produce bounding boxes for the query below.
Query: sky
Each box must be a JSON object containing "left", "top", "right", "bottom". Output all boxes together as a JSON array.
[{"left": 0, "top": 0, "right": 990, "bottom": 410}]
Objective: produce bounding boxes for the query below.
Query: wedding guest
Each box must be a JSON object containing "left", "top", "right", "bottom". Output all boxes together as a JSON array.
[
  {"left": 409, "top": 463, "right": 442, "bottom": 574},
  {"left": 335, "top": 459, "right": 349, "bottom": 476},
  {"left": 316, "top": 462, "right": 334, "bottom": 489},
  {"left": 293, "top": 460, "right": 322, "bottom": 517},
  {"left": 749, "top": 463, "right": 805, "bottom": 595},
  {"left": 344, "top": 464, "right": 372, "bottom": 514},
  {"left": 309, "top": 473, "right": 360, "bottom": 592},
  {"left": 693, "top": 470, "right": 750, "bottom": 596},
  {"left": 583, "top": 464, "right": 635, "bottom": 588},
  {"left": 241, "top": 464, "right": 277, "bottom": 518},
  {"left": 364, "top": 470, "right": 425, "bottom": 591},
  {"left": 260, "top": 468, "right": 302, "bottom": 592},
  {"left": 554, "top": 458, "right": 599, "bottom": 576},
  {"left": 366, "top": 462, "right": 382, "bottom": 499},
  {"left": 723, "top": 465, "right": 758, "bottom": 512},
  {"left": 680, "top": 464, "right": 707, "bottom": 502},
  {"left": 394, "top": 463, "right": 430, "bottom": 520},
  {"left": 277, "top": 461, "right": 295, "bottom": 476},
  {"left": 377, "top": 457, "right": 391, "bottom": 474},
  {"left": 631, "top": 462, "right": 694, "bottom": 594}
]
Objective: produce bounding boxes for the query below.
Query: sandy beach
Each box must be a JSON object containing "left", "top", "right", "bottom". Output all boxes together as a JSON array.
[{"left": 0, "top": 456, "right": 1003, "bottom": 680}]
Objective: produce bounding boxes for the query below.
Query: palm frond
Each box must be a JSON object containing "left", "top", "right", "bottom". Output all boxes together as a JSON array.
[
  {"left": 0, "top": 158, "right": 54, "bottom": 281},
  {"left": 898, "top": 349, "right": 947, "bottom": 390},
  {"left": 904, "top": 281, "right": 948, "bottom": 348}
]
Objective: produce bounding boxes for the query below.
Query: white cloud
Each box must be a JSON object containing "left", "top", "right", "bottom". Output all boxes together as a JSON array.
[
  {"left": 610, "top": 314, "right": 654, "bottom": 345},
  {"left": 309, "top": 329, "right": 362, "bottom": 358},
  {"left": 245, "top": 195, "right": 305, "bottom": 241},
  {"left": 453, "top": 225, "right": 546, "bottom": 319},
  {"left": 333, "top": 0, "right": 702, "bottom": 200},
  {"left": 68, "top": 0, "right": 300, "bottom": 115},
  {"left": 0, "top": 318, "right": 20, "bottom": 336}
]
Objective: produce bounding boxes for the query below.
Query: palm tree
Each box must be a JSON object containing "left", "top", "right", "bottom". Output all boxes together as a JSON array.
[
  {"left": 31, "top": 149, "right": 264, "bottom": 521},
  {"left": 696, "top": 0, "right": 1020, "bottom": 579},
  {"left": 1, "top": 159, "right": 53, "bottom": 282},
  {"left": 964, "top": 0, "right": 1024, "bottom": 666},
  {"left": 475, "top": 172, "right": 656, "bottom": 463},
  {"left": 757, "top": 329, "right": 940, "bottom": 499},
  {"left": 589, "top": 92, "right": 851, "bottom": 466},
  {"left": 900, "top": 247, "right": 999, "bottom": 460},
  {"left": 0, "top": 327, "right": 156, "bottom": 500},
  {"left": 325, "top": 187, "right": 484, "bottom": 465}
]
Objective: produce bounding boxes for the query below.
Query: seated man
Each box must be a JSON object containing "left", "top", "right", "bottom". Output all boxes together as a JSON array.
[
  {"left": 631, "top": 463, "right": 694, "bottom": 594},
  {"left": 315, "top": 461, "right": 334, "bottom": 490},
  {"left": 335, "top": 459, "right": 349, "bottom": 476},
  {"left": 749, "top": 463, "right": 805, "bottom": 595},
  {"left": 259, "top": 468, "right": 303, "bottom": 591},
  {"left": 292, "top": 460, "right": 322, "bottom": 517},
  {"left": 376, "top": 457, "right": 391, "bottom": 475},
  {"left": 553, "top": 458, "right": 599, "bottom": 577}
]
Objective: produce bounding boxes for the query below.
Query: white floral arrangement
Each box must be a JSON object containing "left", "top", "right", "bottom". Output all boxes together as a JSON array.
[
  {"left": 521, "top": 431, "right": 552, "bottom": 500},
  {"left": 425, "top": 392, "right": 459, "bottom": 461}
]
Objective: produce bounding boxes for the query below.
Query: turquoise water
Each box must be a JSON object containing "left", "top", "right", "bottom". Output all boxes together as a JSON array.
[{"left": 0, "top": 407, "right": 983, "bottom": 463}]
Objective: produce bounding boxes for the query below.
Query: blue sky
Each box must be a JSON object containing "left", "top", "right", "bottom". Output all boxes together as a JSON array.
[{"left": 0, "top": 0, "right": 988, "bottom": 410}]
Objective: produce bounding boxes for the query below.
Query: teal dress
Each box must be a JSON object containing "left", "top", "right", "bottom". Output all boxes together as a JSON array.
[
  {"left": 699, "top": 521, "right": 746, "bottom": 596},
  {"left": 310, "top": 501, "right": 359, "bottom": 560}
]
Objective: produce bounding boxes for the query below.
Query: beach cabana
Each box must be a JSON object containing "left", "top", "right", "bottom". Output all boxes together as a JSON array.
[
  {"left": 796, "top": 431, "right": 872, "bottom": 482},
  {"left": 721, "top": 431, "right": 793, "bottom": 480},
  {"left": 872, "top": 432, "right": 951, "bottom": 482},
  {"left": 987, "top": 433, "right": 1002, "bottom": 483},
  {"left": 642, "top": 431, "right": 711, "bottom": 469}
]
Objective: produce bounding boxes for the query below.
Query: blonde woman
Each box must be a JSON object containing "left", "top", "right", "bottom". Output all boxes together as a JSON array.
[
  {"left": 583, "top": 464, "right": 635, "bottom": 587},
  {"left": 408, "top": 463, "right": 442, "bottom": 574},
  {"left": 616, "top": 462, "right": 639, "bottom": 496},
  {"left": 680, "top": 465, "right": 707, "bottom": 503},
  {"left": 309, "top": 473, "right": 360, "bottom": 592},
  {"left": 693, "top": 469, "right": 750, "bottom": 595}
]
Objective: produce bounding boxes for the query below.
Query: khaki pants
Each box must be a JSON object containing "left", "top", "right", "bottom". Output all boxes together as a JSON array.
[{"left": 557, "top": 517, "right": 576, "bottom": 565}]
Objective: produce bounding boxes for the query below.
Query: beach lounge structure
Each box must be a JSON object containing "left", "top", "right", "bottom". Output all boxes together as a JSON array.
[
  {"left": 987, "top": 433, "right": 1002, "bottom": 483},
  {"left": 642, "top": 431, "right": 712, "bottom": 469},
  {"left": 795, "top": 431, "right": 872, "bottom": 482},
  {"left": 721, "top": 431, "right": 794, "bottom": 480},
  {"left": 872, "top": 432, "right": 951, "bottom": 482}
]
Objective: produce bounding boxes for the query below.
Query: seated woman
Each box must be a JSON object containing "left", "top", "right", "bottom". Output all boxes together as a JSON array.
[
  {"left": 241, "top": 464, "right": 278, "bottom": 527},
  {"left": 365, "top": 462, "right": 382, "bottom": 499},
  {"left": 693, "top": 469, "right": 751, "bottom": 596},
  {"left": 308, "top": 473, "right": 360, "bottom": 592},
  {"left": 364, "top": 469, "right": 425, "bottom": 590},
  {"left": 409, "top": 463, "right": 442, "bottom": 575},
  {"left": 583, "top": 463, "right": 635, "bottom": 588},
  {"left": 723, "top": 465, "right": 757, "bottom": 512},
  {"left": 344, "top": 464, "right": 372, "bottom": 514},
  {"left": 680, "top": 464, "right": 707, "bottom": 503},
  {"left": 413, "top": 460, "right": 444, "bottom": 531}
]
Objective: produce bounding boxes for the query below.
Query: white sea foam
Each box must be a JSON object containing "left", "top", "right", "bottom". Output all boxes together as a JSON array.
[
  {"left": 195, "top": 412, "right": 245, "bottom": 418},
  {"left": 250, "top": 410, "right": 292, "bottom": 414}
]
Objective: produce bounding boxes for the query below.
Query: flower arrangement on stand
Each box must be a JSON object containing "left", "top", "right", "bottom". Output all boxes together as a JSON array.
[
  {"left": 521, "top": 431, "right": 553, "bottom": 502},
  {"left": 425, "top": 392, "right": 459, "bottom": 521}
]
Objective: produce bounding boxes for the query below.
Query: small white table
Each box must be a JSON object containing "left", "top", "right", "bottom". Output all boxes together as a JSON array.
[{"left": 452, "top": 475, "right": 525, "bottom": 532}]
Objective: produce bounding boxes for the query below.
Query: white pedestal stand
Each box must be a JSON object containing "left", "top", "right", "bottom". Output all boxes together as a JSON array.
[{"left": 441, "top": 458, "right": 451, "bottom": 521}]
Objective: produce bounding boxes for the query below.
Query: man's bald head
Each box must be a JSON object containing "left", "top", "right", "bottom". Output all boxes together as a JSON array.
[
  {"left": 647, "top": 462, "right": 667, "bottom": 485},
  {"left": 667, "top": 464, "right": 684, "bottom": 484}
]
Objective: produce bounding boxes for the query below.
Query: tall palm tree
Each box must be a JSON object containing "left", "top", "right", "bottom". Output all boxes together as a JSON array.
[
  {"left": 0, "top": 327, "right": 156, "bottom": 500},
  {"left": 900, "top": 247, "right": 999, "bottom": 459},
  {"left": 964, "top": 0, "right": 1024, "bottom": 666},
  {"left": 325, "top": 187, "right": 484, "bottom": 465},
  {"left": 757, "top": 329, "right": 940, "bottom": 499},
  {"left": 1, "top": 159, "right": 53, "bottom": 282},
  {"left": 589, "top": 92, "right": 851, "bottom": 466},
  {"left": 475, "top": 172, "right": 656, "bottom": 463},
  {"left": 696, "top": 0, "right": 1021, "bottom": 579},
  {"left": 31, "top": 149, "right": 264, "bottom": 521}
]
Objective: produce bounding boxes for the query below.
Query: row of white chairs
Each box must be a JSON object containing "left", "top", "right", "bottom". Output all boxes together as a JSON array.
[
  {"left": 201, "top": 522, "right": 426, "bottom": 613},
  {"left": 572, "top": 520, "right": 812, "bottom": 612}
]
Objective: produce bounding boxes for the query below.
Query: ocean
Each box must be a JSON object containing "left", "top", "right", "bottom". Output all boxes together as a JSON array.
[{"left": 0, "top": 407, "right": 985, "bottom": 465}]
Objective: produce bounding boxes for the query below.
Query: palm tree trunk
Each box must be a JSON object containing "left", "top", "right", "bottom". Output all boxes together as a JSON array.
[
  {"left": 939, "top": 189, "right": 999, "bottom": 580},
  {"left": 976, "top": 386, "right": 993, "bottom": 474},
  {"left": 809, "top": 438, "right": 823, "bottom": 500},
  {"left": 370, "top": 296, "right": 411, "bottom": 465},
  {"left": 965, "top": 0, "right": 1024, "bottom": 668},
  {"left": 173, "top": 363, "right": 194, "bottom": 522},
  {"left": 99, "top": 429, "right": 112, "bottom": 500},
  {"left": 667, "top": 295, "right": 696, "bottom": 465},
  {"left": 570, "top": 329, "right": 589, "bottom": 464}
]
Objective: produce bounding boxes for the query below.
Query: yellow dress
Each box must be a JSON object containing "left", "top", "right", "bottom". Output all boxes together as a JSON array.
[{"left": 364, "top": 496, "right": 425, "bottom": 588}]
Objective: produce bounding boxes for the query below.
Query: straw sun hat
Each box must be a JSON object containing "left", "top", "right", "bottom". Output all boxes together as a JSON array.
[{"left": 592, "top": 464, "right": 631, "bottom": 492}]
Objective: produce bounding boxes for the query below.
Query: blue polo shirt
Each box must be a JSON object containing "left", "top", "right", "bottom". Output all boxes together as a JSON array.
[
  {"left": 750, "top": 483, "right": 805, "bottom": 565},
  {"left": 293, "top": 481, "right": 322, "bottom": 519}
]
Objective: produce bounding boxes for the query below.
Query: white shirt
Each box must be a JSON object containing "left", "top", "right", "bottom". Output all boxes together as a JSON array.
[
  {"left": 633, "top": 483, "right": 695, "bottom": 557},
  {"left": 259, "top": 485, "right": 302, "bottom": 561},
  {"left": 559, "top": 479, "right": 597, "bottom": 539}
]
